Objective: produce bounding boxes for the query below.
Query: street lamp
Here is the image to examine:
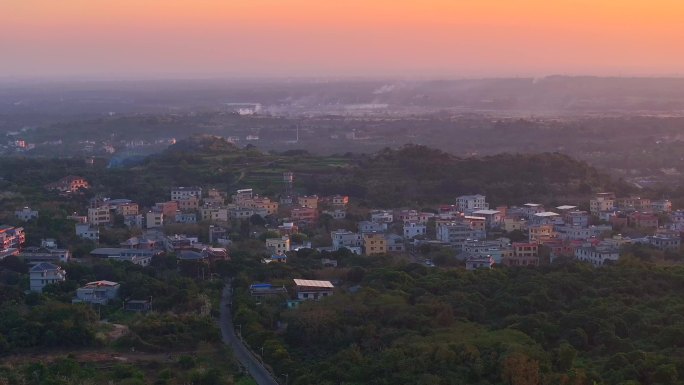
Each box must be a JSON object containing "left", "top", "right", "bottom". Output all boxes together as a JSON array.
[
  {"left": 236, "top": 324, "right": 242, "bottom": 337},
  {"left": 260, "top": 345, "right": 265, "bottom": 359},
  {"left": 282, "top": 373, "right": 288, "bottom": 385}
]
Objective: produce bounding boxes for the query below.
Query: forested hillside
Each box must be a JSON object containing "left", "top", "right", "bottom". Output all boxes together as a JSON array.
[{"left": 232, "top": 253, "right": 684, "bottom": 385}]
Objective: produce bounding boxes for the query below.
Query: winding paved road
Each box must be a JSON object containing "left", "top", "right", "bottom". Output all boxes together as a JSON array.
[{"left": 220, "top": 284, "right": 280, "bottom": 385}]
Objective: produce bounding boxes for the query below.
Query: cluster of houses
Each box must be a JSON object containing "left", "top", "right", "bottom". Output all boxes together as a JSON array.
[{"left": 8, "top": 171, "right": 684, "bottom": 311}]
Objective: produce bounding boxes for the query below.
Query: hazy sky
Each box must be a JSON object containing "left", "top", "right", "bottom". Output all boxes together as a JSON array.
[{"left": 2, "top": 0, "right": 684, "bottom": 78}]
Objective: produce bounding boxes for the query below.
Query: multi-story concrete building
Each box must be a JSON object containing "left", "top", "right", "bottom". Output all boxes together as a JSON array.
[
  {"left": 146, "top": 211, "right": 164, "bottom": 228},
  {"left": 291, "top": 206, "right": 317, "bottom": 223},
  {"left": 590, "top": 195, "right": 615, "bottom": 215},
  {"left": 266, "top": 236, "right": 291, "bottom": 255},
  {"left": 15, "top": 207, "right": 39, "bottom": 221},
  {"left": 436, "top": 222, "right": 480, "bottom": 246},
  {"left": 171, "top": 186, "right": 202, "bottom": 201},
  {"left": 0, "top": 225, "right": 26, "bottom": 251},
  {"left": 297, "top": 195, "right": 319, "bottom": 209},
  {"left": 575, "top": 243, "right": 620, "bottom": 267},
  {"left": 29, "top": 262, "right": 66, "bottom": 293},
  {"left": 154, "top": 201, "right": 180, "bottom": 218},
  {"left": 75, "top": 223, "right": 99, "bottom": 241},
  {"left": 331, "top": 229, "right": 363, "bottom": 251},
  {"left": 45, "top": 175, "right": 89, "bottom": 193},
  {"left": 651, "top": 199, "right": 673, "bottom": 213},
  {"left": 88, "top": 207, "right": 111, "bottom": 226},
  {"left": 363, "top": 232, "right": 387, "bottom": 255},
  {"left": 456, "top": 194, "right": 489, "bottom": 214},
  {"left": 371, "top": 210, "right": 394, "bottom": 224},
  {"left": 177, "top": 196, "right": 200, "bottom": 211},
  {"left": 358, "top": 221, "right": 387, "bottom": 234},
  {"left": 116, "top": 202, "right": 139, "bottom": 216},
  {"left": 404, "top": 221, "right": 427, "bottom": 239},
  {"left": 73, "top": 281, "right": 120, "bottom": 305},
  {"left": 649, "top": 234, "right": 681, "bottom": 251}
]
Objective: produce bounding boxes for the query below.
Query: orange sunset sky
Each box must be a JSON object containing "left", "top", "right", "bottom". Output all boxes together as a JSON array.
[{"left": 2, "top": 0, "right": 684, "bottom": 78}]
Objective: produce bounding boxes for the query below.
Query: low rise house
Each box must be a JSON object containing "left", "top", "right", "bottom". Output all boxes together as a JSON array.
[
  {"left": 293, "top": 279, "right": 334, "bottom": 301},
  {"left": 331, "top": 195, "right": 349, "bottom": 207},
  {"left": 575, "top": 243, "right": 620, "bottom": 267},
  {"left": 200, "top": 206, "right": 229, "bottom": 222},
  {"left": 277, "top": 222, "right": 299, "bottom": 236},
  {"left": 462, "top": 239, "right": 513, "bottom": 264},
  {"left": 124, "top": 299, "right": 152, "bottom": 312},
  {"left": 628, "top": 212, "right": 658, "bottom": 229},
  {"left": 90, "top": 248, "right": 157, "bottom": 266},
  {"left": 323, "top": 209, "right": 346, "bottom": 219},
  {"left": 73, "top": 280, "right": 120, "bottom": 305},
  {"left": 590, "top": 194, "right": 615, "bottom": 215},
  {"left": 651, "top": 199, "right": 673, "bottom": 213},
  {"left": 358, "top": 221, "right": 387, "bottom": 234},
  {"left": 471, "top": 209, "right": 502, "bottom": 228},
  {"left": 175, "top": 212, "right": 197, "bottom": 224},
  {"left": 371, "top": 210, "right": 394, "bottom": 224},
  {"left": 466, "top": 255, "right": 494, "bottom": 270},
  {"left": 386, "top": 234, "right": 405, "bottom": 253},
  {"left": 297, "top": 195, "right": 319, "bottom": 209},
  {"left": 649, "top": 234, "right": 681, "bottom": 251},
  {"left": 0, "top": 225, "right": 26, "bottom": 251},
  {"left": 20, "top": 245, "right": 70, "bottom": 264},
  {"left": 75, "top": 223, "right": 99, "bottom": 241},
  {"left": 29, "top": 262, "right": 66, "bottom": 292},
  {"left": 15, "top": 207, "right": 39, "bottom": 221},
  {"left": 249, "top": 283, "right": 288, "bottom": 299},
  {"left": 45, "top": 175, "right": 89, "bottom": 193}
]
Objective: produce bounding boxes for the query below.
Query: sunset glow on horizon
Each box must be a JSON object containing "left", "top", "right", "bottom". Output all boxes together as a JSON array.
[{"left": 3, "top": 0, "right": 684, "bottom": 78}]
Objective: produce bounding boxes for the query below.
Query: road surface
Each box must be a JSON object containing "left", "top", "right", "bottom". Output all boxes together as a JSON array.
[{"left": 220, "top": 284, "right": 280, "bottom": 385}]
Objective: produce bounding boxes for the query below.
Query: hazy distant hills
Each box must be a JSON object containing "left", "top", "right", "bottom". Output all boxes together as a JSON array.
[{"left": 2, "top": 76, "right": 684, "bottom": 116}]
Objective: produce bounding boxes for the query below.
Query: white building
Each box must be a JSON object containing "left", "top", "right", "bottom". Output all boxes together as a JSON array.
[
  {"left": 358, "top": 221, "right": 387, "bottom": 234},
  {"left": 331, "top": 229, "right": 363, "bottom": 251},
  {"left": 465, "top": 255, "right": 494, "bottom": 271},
  {"left": 575, "top": 244, "right": 620, "bottom": 267},
  {"left": 370, "top": 210, "right": 394, "bottom": 224},
  {"left": 73, "top": 280, "right": 120, "bottom": 305},
  {"left": 171, "top": 186, "right": 202, "bottom": 201},
  {"left": 29, "top": 262, "right": 66, "bottom": 292},
  {"left": 75, "top": 223, "right": 99, "bottom": 241},
  {"left": 436, "top": 222, "right": 482, "bottom": 247},
  {"left": 403, "top": 221, "right": 427, "bottom": 239},
  {"left": 456, "top": 195, "right": 489, "bottom": 214},
  {"left": 15, "top": 207, "right": 39, "bottom": 221}
]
